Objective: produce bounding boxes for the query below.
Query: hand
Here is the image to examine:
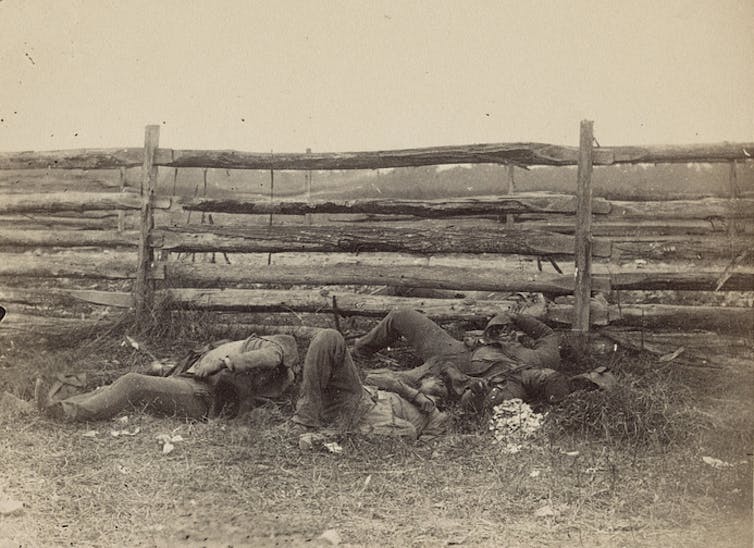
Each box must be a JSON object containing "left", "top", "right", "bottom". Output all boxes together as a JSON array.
[
  {"left": 469, "top": 378, "right": 489, "bottom": 396},
  {"left": 193, "top": 358, "right": 226, "bottom": 378},
  {"left": 412, "top": 392, "right": 436, "bottom": 413}
]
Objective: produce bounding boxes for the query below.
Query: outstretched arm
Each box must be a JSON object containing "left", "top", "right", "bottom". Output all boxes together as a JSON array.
[
  {"left": 365, "top": 371, "right": 435, "bottom": 413},
  {"left": 365, "top": 371, "right": 420, "bottom": 401},
  {"left": 511, "top": 314, "right": 560, "bottom": 369},
  {"left": 227, "top": 346, "right": 284, "bottom": 373},
  {"left": 193, "top": 343, "right": 284, "bottom": 378}
]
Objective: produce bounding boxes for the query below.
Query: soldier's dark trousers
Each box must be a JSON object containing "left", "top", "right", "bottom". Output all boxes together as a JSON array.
[{"left": 293, "top": 329, "right": 366, "bottom": 429}]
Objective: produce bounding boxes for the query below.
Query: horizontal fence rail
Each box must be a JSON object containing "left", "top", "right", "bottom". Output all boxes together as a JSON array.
[
  {"left": 0, "top": 192, "right": 170, "bottom": 214},
  {"left": 151, "top": 225, "right": 613, "bottom": 257},
  {"left": 1, "top": 142, "right": 753, "bottom": 171},
  {"left": 178, "top": 195, "right": 612, "bottom": 216},
  {"left": 0, "top": 124, "right": 752, "bottom": 341}
]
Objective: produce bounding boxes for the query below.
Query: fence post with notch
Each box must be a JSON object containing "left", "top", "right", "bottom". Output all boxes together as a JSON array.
[
  {"left": 134, "top": 124, "right": 160, "bottom": 323},
  {"left": 572, "top": 120, "right": 594, "bottom": 343}
]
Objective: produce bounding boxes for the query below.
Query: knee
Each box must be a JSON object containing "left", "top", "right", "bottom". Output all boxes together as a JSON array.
[
  {"left": 387, "top": 308, "right": 421, "bottom": 324},
  {"left": 114, "top": 372, "right": 148, "bottom": 391},
  {"left": 310, "top": 329, "right": 346, "bottom": 355},
  {"left": 313, "top": 329, "right": 345, "bottom": 346}
]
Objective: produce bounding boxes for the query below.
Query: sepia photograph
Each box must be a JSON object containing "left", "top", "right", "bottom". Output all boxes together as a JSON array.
[{"left": 0, "top": 1, "right": 752, "bottom": 546}]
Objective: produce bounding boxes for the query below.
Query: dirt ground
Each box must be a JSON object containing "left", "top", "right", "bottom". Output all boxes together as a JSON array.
[{"left": 0, "top": 322, "right": 751, "bottom": 547}]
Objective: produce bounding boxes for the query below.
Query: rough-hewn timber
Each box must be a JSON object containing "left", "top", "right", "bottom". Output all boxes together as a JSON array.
[
  {"left": 162, "top": 142, "right": 754, "bottom": 169},
  {"left": 0, "top": 148, "right": 146, "bottom": 170},
  {"left": 179, "top": 195, "right": 612, "bottom": 216},
  {"left": 0, "top": 255, "right": 135, "bottom": 278},
  {"left": 156, "top": 262, "right": 611, "bottom": 294},
  {"left": 0, "top": 192, "right": 170, "bottom": 214},
  {"left": 1, "top": 142, "right": 752, "bottom": 170},
  {"left": 609, "top": 198, "right": 754, "bottom": 220},
  {"left": 610, "top": 235, "right": 753, "bottom": 262},
  {"left": 152, "top": 225, "right": 612, "bottom": 257},
  {"left": 153, "top": 288, "right": 752, "bottom": 332},
  {"left": 548, "top": 302, "right": 752, "bottom": 333},
  {"left": 606, "top": 270, "right": 754, "bottom": 291},
  {"left": 0, "top": 229, "right": 140, "bottom": 248},
  {"left": 157, "top": 288, "right": 526, "bottom": 320},
  {"left": 518, "top": 219, "right": 745, "bottom": 236}
]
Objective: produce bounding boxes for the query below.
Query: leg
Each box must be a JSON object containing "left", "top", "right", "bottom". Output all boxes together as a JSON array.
[
  {"left": 354, "top": 308, "right": 467, "bottom": 362},
  {"left": 293, "top": 329, "right": 365, "bottom": 429},
  {"left": 49, "top": 373, "right": 211, "bottom": 421}
]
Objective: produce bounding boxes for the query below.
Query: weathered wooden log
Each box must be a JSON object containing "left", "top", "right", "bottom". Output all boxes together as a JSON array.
[
  {"left": 0, "top": 228, "right": 140, "bottom": 248},
  {"left": 609, "top": 198, "right": 754, "bottom": 220},
  {"left": 0, "top": 172, "right": 130, "bottom": 193},
  {"left": 155, "top": 262, "right": 611, "bottom": 294},
  {"left": 610, "top": 235, "right": 753, "bottom": 262},
  {"left": 0, "top": 148, "right": 146, "bottom": 170},
  {"left": 0, "top": 254, "right": 135, "bottom": 278},
  {"left": 605, "top": 270, "right": 754, "bottom": 291},
  {"left": 152, "top": 225, "right": 612, "bottom": 257},
  {"left": 0, "top": 288, "right": 81, "bottom": 306},
  {"left": 0, "top": 214, "right": 134, "bottom": 230},
  {"left": 157, "top": 288, "right": 523, "bottom": 320},
  {"left": 0, "top": 192, "right": 171, "bottom": 214},
  {"left": 518, "top": 219, "right": 738, "bottom": 236},
  {"left": 599, "top": 328, "right": 753, "bottom": 367},
  {"left": 573, "top": 120, "right": 594, "bottom": 335},
  {"left": 134, "top": 125, "right": 160, "bottom": 320},
  {"left": 154, "top": 288, "right": 753, "bottom": 332},
  {"left": 66, "top": 290, "right": 134, "bottom": 308},
  {"left": 604, "top": 143, "right": 754, "bottom": 165},
  {"left": 179, "top": 194, "right": 612, "bottom": 216},
  {"left": 2, "top": 142, "right": 752, "bottom": 171},
  {"left": 548, "top": 302, "right": 752, "bottom": 333},
  {"left": 162, "top": 142, "right": 754, "bottom": 169},
  {"left": 0, "top": 311, "right": 108, "bottom": 337}
]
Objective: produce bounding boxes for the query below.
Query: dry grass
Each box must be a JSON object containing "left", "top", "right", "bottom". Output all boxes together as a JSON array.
[{"left": 0, "top": 315, "right": 752, "bottom": 547}]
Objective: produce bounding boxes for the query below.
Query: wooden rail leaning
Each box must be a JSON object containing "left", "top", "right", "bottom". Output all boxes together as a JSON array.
[{"left": 1, "top": 142, "right": 752, "bottom": 170}]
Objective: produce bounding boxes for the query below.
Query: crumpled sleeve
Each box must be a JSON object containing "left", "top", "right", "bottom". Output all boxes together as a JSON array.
[
  {"left": 364, "top": 371, "right": 420, "bottom": 402},
  {"left": 231, "top": 335, "right": 299, "bottom": 374},
  {"left": 511, "top": 314, "right": 560, "bottom": 369}
]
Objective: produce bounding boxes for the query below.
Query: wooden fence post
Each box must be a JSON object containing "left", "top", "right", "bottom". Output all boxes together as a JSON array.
[
  {"left": 134, "top": 125, "right": 160, "bottom": 321},
  {"left": 572, "top": 120, "right": 594, "bottom": 341}
]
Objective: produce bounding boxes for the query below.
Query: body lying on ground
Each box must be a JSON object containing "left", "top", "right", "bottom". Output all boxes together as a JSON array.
[
  {"left": 35, "top": 334, "right": 299, "bottom": 421},
  {"left": 352, "top": 308, "right": 615, "bottom": 411},
  {"left": 292, "top": 329, "right": 448, "bottom": 439}
]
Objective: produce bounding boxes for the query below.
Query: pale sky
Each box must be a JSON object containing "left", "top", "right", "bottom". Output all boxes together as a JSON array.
[{"left": 1, "top": 0, "right": 752, "bottom": 153}]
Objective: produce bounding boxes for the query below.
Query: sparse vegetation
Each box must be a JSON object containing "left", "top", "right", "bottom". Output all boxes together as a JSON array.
[{"left": 0, "top": 311, "right": 751, "bottom": 547}]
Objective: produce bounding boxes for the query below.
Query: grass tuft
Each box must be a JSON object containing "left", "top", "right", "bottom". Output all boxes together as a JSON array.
[{"left": 546, "top": 364, "right": 716, "bottom": 447}]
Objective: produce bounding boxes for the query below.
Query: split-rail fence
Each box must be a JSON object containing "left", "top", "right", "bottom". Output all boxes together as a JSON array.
[{"left": 0, "top": 123, "right": 751, "bottom": 356}]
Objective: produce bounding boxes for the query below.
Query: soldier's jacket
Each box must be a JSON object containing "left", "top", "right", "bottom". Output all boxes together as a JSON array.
[
  {"left": 173, "top": 334, "right": 299, "bottom": 416},
  {"left": 442, "top": 314, "right": 561, "bottom": 395},
  {"left": 466, "top": 314, "right": 560, "bottom": 380}
]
